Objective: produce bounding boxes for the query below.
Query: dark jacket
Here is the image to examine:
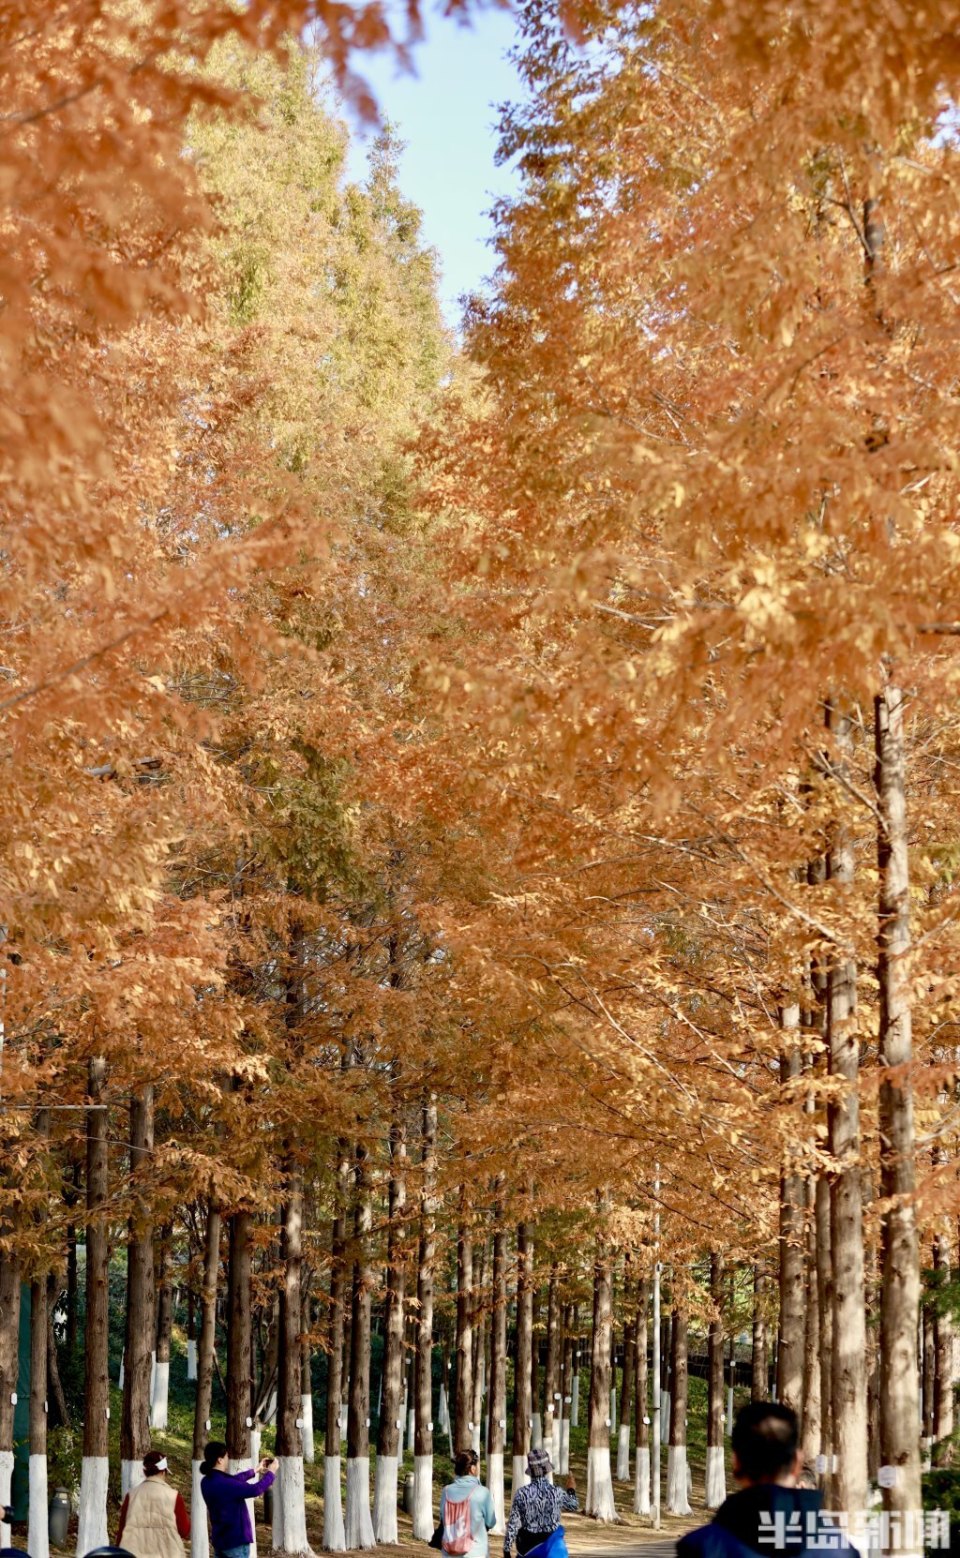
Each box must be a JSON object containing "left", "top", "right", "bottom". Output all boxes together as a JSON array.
[
  {"left": 200, "top": 1467, "right": 275, "bottom": 1553},
  {"left": 678, "top": 1486, "right": 858, "bottom": 1558}
]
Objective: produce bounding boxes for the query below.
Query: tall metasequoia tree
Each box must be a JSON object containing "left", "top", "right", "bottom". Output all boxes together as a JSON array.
[
  {"left": 530, "top": 1288, "right": 542, "bottom": 1451},
  {"left": 706, "top": 1253, "right": 726, "bottom": 1509},
  {"left": 345, "top": 1148, "right": 376, "bottom": 1549},
  {"left": 876, "top": 683, "right": 922, "bottom": 1533},
  {"left": 193, "top": 1203, "right": 221, "bottom": 1558},
  {"left": 512, "top": 1222, "right": 533, "bottom": 1494},
  {"left": 413, "top": 1097, "right": 438, "bottom": 1539},
  {"left": 633, "top": 1281, "right": 650, "bottom": 1516},
  {"left": 374, "top": 1114, "right": 407, "bottom": 1543},
  {"left": 801, "top": 1172, "right": 822, "bottom": 1469},
  {"left": 323, "top": 1143, "right": 350, "bottom": 1553},
  {"left": 777, "top": 1004, "right": 804, "bottom": 1413},
  {"left": 933, "top": 1223, "right": 955, "bottom": 1463},
  {"left": 585, "top": 1215, "right": 615, "bottom": 1520},
  {"left": 121, "top": 1088, "right": 155, "bottom": 1496},
  {"left": 77, "top": 1057, "right": 109, "bottom": 1556},
  {"left": 666, "top": 1305, "right": 691, "bottom": 1516},
  {"left": 827, "top": 706, "right": 868, "bottom": 1517},
  {"left": 487, "top": 1194, "right": 507, "bottom": 1530}
]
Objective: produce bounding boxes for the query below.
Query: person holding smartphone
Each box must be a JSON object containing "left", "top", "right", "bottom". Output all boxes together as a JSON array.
[{"left": 199, "top": 1442, "right": 277, "bottom": 1558}]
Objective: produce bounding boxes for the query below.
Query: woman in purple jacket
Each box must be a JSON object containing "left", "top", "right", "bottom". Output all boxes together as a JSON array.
[{"left": 199, "top": 1441, "right": 277, "bottom": 1558}]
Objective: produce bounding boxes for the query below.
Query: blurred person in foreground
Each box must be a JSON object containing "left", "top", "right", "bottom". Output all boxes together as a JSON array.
[{"left": 677, "top": 1402, "right": 858, "bottom": 1558}]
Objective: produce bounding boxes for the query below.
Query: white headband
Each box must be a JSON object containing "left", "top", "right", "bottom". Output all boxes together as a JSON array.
[{"left": 149, "top": 1457, "right": 168, "bottom": 1472}]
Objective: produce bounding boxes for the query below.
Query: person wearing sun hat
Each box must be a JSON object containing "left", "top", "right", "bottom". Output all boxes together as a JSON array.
[
  {"left": 116, "top": 1451, "right": 191, "bottom": 1558},
  {"left": 503, "top": 1447, "right": 578, "bottom": 1558}
]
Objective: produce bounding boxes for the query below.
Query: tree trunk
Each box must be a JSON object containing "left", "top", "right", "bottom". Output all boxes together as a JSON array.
[
  {"left": 375, "top": 1114, "right": 407, "bottom": 1543},
  {"left": 512, "top": 1222, "right": 533, "bottom": 1496},
  {"left": 875, "top": 683, "right": 922, "bottom": 1542},
  {"left": 227, "top": 1209, "right": 253, "bottom": 1492},
  {"left": 323, "top": 1143, "right": 350, "bottom": 1553},
  {"left": 413, "top": 1097, "right": 437, "bottom": 1540},
  {"left": 751, "top": 1267, "right": 767, "bottom": 1402},
  {"left": 454, "top": 1205, "right": 474, "bottom": 1456},
  {"left": 815, "top": 1171, "right": 834, "bottom": 1481},
  {"left": 801, "top": 1172, "right": 822, "bottom": 1467},
  {"left": 923, "top": 1306, "right": 936, "bottom": 1460},
  {"left": 617, "top": 1292, "right": 634, "bottom": 1484},
  {"left": 778, "top": 1005, "right": 804, "bottom": 1412},
  {"left": 193, "top": 1202, "right": 221, "bottom": 1558},
  {"left": 29, "top": 1277, "right": 48, "bottom": 1558},
  {"left": 586, "top": 1214, "right": 615, "bottom": 1520},
  {"left": 122, "top": 1087, "right": 155, "bottom": 1495},
  {"left": 78, "top": 1055, "right": 109, "bottom": 1557},
  {"left": 276, "top": 1160, "right": 309, "bottom": 1554},
  {"left": 560, "top": 1308, "right": 574, "bottom": 1477},
  {"left": 488, "top": 1196, "right": 507, "bottom": 1530},
  {"left": 151, "top": 1225, "right": 173, "bottom": 1431},
  {"left": 667, "top": 1306, "right": 691, "bottom": 1515},
  {"left": 827, "top": 703, "right": 868, "bottom": 1518},
  {"left": 301, "top": 1292, "right": 314, "bottom": 1465},
  {"left": 934, "top": 1225, "right": 955, "bottom": 1462},
  {"left": 345, "top": 1148, "right": 375, "bottom": 1550},
  {"left": 542, "top": 1266, "right": 560, "bottom": 1462},
  {"left": 633, "top": 1280, "right": 650, "bottom": 1515},
  {"left": 46, "top": 1280, "right": 69, "bottom": 1431},
  {"left": 706, "top": 1253, "right": 726, "bottom": 1508}
]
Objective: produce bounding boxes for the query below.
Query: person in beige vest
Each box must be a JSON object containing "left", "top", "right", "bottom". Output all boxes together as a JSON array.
[{"left": 117, "top": 1450, "right": 191, "bottom": 1558}]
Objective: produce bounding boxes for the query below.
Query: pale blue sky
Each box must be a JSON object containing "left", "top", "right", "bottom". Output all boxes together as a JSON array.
[{"left": 344, "top": 7, "right": 525, "bottom": 323}]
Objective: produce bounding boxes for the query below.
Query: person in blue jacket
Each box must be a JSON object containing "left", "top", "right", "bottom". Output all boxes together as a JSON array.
[
  {"left": 678, "top": 1403, "right": 858, "bottom": 1558},
  {"left": 199, "top": 1441, "right": 276, "bottom": 1558}
]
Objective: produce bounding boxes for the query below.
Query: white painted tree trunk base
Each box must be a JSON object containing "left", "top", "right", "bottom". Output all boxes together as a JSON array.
[
  {"left": 339, "top": 1403, "right": 348, "bottom": 1438},
  {"left": 0, "top": 1449, "right": 12, "bottom": 1550},
  {"left": 345, "top": 1456, "right": 376, "bottom": 1550},
  {"left": 29, "top": 1453, "right": 50, "bottom": 1558},
  {"left": 633, "top": 1447, "right": 651, "bottom": 1515},
  {"left": 610, "top": 1390, "right": 617, "bottom": 1433},
  {"left": 151, "top": 1359, "right": 170, "bottom": 1430},
  {"left": 322, "top": 1455, "right": 346, "bottom": 1553},
  {"left": 471, "top": 1421, "right": 481, "bottom": 1454},
  {"left": 406, "top": 1408, "right": 416, "bottom": 1455},
  {"left": 571, "top": 1378, "right": 580, "bottom": 1429},
  {"left": 616, "top": 1423, "right": 630, "bottom": 1482},
  {"left": 118, "top": 1353, "right": 125, "bottom": 1390},
  {"left": 488, "top": 1452, "right": 505, "bottom": 1534},
  {"left": 531, "top": 1411, "right": 543, "bottom": 1450},
  {"left": 302, "top": 1393, "right": 315, "bottom": 1463},
  {"left": 275, "top": 1455, "right": 312, "bottom": 1555},
  {"left": 705, "top": 1444, "right": 726, "bottom": 1509},
  {"left": 187, "top": 1340, "right": 198, "bottom": 1381},
  {"left": 660, "top": 1392, "right": 671, "bottom": 1442},
  {"left": 373, "top": 1452, "right": 399, "bottom": 1545},
  {"left": 413, "top": 1454, "right": 434, "bottom": 1541},
  {"left": 121, "top": 1459, "right": 146, "bottom": 1497},
  {"left": 586, "top": 1445, "right": 617, "bottom": 1521},
  {"left": 559, "top": 1420, "right": 570, "bottom": 1475},
  {"left": 667, "top": 1446, "right": 692, "bottom": 1515},
  {"left": 150, "top": 1350, "right": 157, "bottom": 1406},
  {"left": 726, "top": 1386, "right": 734, "bottom": 1436},
  {"left": 551, "top": 1420, "right": 561, "bottom": 1472},
  {"left": 77, "top": 1455, "right": 110, "bottom": 1556},
  {"left": 438, "top": 1386, "right": 450, "bottom": 1438},
  {"left": 192, "top": 1461, "right": 210, "bottom": 1558},
  {"left": 229, "top": 1457, "right": 257, "bottom": 1558},
  {"left": 512, "top": 1456, "right": 528, "bottom": 1495}
]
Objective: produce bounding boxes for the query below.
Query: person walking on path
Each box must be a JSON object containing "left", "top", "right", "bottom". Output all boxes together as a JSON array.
[
  {"left": 199, "top": 1442, "right": 277, "bottom": 1558},
  {"left": 117, "top": 1451, "right": 190, "bottom": 1558},
  {"left": 677, "top": 1403, "right": 858, "bottom": 1558},
  {"left": 440, "top": 1449, "right": 498, "bottom": 1557},
  {"left": 504, "top": 1448, "right": 578, "bottom": 1558}
]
